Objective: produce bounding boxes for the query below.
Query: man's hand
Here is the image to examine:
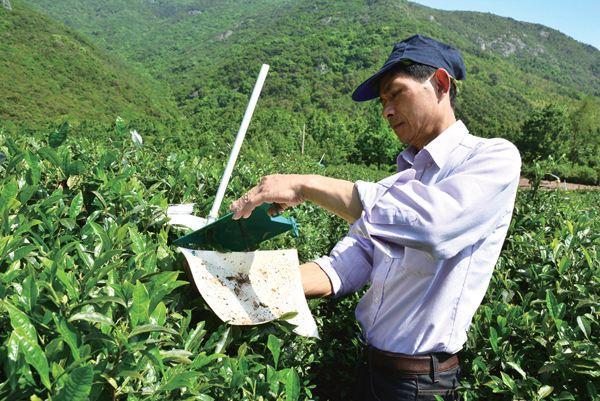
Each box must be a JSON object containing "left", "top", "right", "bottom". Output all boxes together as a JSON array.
[
  {"left": 230, "top": 174, "right": 305, "bottom": 219},
  {"left": 230, "top": 174, "right": 363, "bottom": 224}
]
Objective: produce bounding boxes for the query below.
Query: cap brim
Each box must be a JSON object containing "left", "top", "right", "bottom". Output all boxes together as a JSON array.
[{"left": 351, "top": 62, "right": 399, "bottom": 102}]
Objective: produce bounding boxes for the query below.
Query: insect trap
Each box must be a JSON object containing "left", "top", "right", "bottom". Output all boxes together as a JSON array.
[{"left": 167, "top": 64, "right": 318, "bottom": 338}]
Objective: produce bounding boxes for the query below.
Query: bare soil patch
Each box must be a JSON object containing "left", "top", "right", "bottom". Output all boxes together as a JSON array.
[{"left": 519, "top": 177, "right": 599, "bottom": 190}]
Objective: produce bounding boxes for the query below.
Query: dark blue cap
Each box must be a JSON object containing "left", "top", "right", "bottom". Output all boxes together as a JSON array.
[{"left": 352, "top": 34, "right": 466, "bottom": 102}]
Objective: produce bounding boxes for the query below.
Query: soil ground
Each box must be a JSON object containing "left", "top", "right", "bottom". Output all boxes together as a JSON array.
[{"left": 519, "top": 177, "right": 599, "bottom": 190}]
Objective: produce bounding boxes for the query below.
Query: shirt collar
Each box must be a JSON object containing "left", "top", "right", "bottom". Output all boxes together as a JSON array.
[
  {"left": 397, "top": 145, "right": 417, "bottom": 170},
  {"left": 421, "top": 120, "right": 468, "bottom": 168},
  {"left": 396, "top": 120, "right": 468, "bottom": 171}
]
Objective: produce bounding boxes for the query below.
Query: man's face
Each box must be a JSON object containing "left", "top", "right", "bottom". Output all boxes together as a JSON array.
[{"left": 378, "top": 71, "right": 441, "bottom": 149}]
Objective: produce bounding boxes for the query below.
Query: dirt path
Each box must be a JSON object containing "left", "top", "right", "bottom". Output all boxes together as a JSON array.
[{"left": 519, "top": 177, "right": 599, "bottom": 190}]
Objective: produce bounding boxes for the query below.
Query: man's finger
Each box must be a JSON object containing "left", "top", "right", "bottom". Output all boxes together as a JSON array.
[
  {"left": 268, "top": 202, "right": 287, "bottom": 216},
  {"left": 231, "top": 187, "right": 267, "bottom": 219}
]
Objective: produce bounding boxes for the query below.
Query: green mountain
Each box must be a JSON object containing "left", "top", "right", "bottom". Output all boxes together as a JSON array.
[
  {"left": 22, "top": 0, "right": 599, "bottom": 132},
  {"left": 0, "top": 0, "right": 182, "bottom": 125},
  {"left": 14, "top": 0, "right": 600, "bottom": 182}
]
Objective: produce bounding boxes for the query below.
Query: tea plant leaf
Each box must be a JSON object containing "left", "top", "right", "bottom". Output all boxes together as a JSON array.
[
  {"left": 184, "top": 321, "right": 206, "bottom": 353},
  {"left": 506, "top": 361, "right": 526, "bottom": 379},
  {"left": 69, "top": 312, "right": 114, "bottom": 326},
  {"left": 190, "top": 352, "right": 225, "bottom": 370},
  {"left": 267, "top": 365, "right": 279, "bottom": 394},
  {"left": 91, "top": 190, "right": 107, "bottom": 209},
  {"left": 538, "top": 385, "right": 554, "bottom": 398},
  {"left": 148, "top": 272, "right": 187, "bottom": 314},
  {"left": 214, "top": 326, "right": 231, "bottom": 354},
  {"left": 0, "top": 180, "right": 18, "bottom": 215},
  {"left": 129, "top": 227, "right": 145, "bottom": 254},
  {"left": 2, "top": 301, "right": 51, "bottom": 389},
  {"left": 69, "top": 192, "right": 84, "bottom": 219},
  {"left": 500, "top": 372, "right": 516, "bottom": 391},
  {"left": 55, "top": 317, "right": 80, "bottom": 360},
  {"left": 11, "top": 244, "right": 37, "bottom": 262},
  {"left": 580, "top": 245, "right": 593, "bottom": 269},
  {"left": 278, "top": 311, "right": 299, "bottom": 321},
  {"left": 157, "top": 371, "right": 198, "bottom": 392},
  {"left": 285, "top": 368, "right": 300, "bottom": 401},
  {"left": 160, "top": 349, "right": 193, "bottom": 364},
  {"left": 76, "top": 244, "right": 94, "bottom": 270},
  {"left": 557, "top": 256, "right": 571, "bottom": 274},
  {"left": 130, "top": 280, "right": 150, "bottom": 327},
  {"left": 576, "top": 316, "right": 591, "bottom": 339},
  {"left": 88, "top": 221, "right": 112, "bottom": 252},
  {"left": 489, "top": 327, "right": 499, "bottom": 353},
  {"left": 267, "top": 334, "right": 282, "bottom": 370},
  {"left": 49, "top": 122, "right": 69, "bottom": 148},
  {"left": 150, "top": 301, "right": 167, "bottom": 326},
  {"left": 546, "top": 289, "right": 558, "bottom": 319},
  {"left": 24, "top": 151, "right": 41, "bottom": 185},
  {"left": 37, "top": 146, "right": 61, "bottom": 169},
  {"left": 76, "top": 296, "right": 127, "bottom": 309},
  {"left": 128, "top": 324, "right": 179, "bottom": 339},
  {"left": 195, "top": 396, "right": 215, "bottom": 401},
  {"left": 141, "top": 346, "right": 165, "bottom": 376},
  {"left": 54, "top": 365, "right": 93, "bottom": 401},
  {"left": 22, "top": 274, "right": 38, "bottom": 312}
]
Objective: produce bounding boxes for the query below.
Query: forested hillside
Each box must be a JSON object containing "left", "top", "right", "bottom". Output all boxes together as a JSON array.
[
  {"left": 0, "top": 1, "right": 182, "bottom": 126},
  {"left": 21, "top": 0, "right": 600, "bottom": 182}
]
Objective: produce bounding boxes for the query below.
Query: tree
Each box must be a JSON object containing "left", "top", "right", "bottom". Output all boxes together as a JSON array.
[
  {"left": 351, "top": 102, "right": 402, "bottom": 167},
  {"left": 517, "top": 104, "right": 571, "bottom": 163}
]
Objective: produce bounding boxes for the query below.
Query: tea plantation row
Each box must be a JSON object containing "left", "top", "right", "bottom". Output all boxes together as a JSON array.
[{"left": 0, "top": 125, "right": 598, "bottom": 400}]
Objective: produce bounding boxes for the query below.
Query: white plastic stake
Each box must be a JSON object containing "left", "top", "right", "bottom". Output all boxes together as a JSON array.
[{"left": 207, "top": 64, "right": 270, "bottom": 222}]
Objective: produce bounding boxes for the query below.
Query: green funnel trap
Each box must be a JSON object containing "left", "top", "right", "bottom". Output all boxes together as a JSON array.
[{"left": 173, "top": 203, "right": 299, "bottom": 252}]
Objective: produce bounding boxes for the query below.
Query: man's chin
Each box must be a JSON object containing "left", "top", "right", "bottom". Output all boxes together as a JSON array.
[{"left": 394, "top": 129, "right": 412, "bottom": 146}]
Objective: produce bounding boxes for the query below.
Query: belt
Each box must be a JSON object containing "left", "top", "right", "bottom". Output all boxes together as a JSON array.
[{"left": 367, "top": 346, "right": 459, "bottom": 375}]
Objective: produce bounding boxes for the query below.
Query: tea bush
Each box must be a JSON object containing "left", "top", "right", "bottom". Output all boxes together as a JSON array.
[{"left": 0, "top": 125, "right": 598, "bottom": 400}]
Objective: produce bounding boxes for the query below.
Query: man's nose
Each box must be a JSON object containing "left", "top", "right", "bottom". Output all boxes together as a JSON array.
[{"left": 383, "top": 104, "right": 395, "bottom": 120}]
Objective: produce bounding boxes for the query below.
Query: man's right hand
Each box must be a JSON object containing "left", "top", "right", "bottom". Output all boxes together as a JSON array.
[
  {"left": 229, "top": 174, "right": 363, "bottom": 224},
  {"left": 230, "top": 174, "right": 305, "bottom": 220}
]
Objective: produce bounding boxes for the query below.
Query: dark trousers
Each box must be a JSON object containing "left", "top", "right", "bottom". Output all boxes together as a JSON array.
[{"left": 353, "top": 351, "right": 461, "bottom": 401}]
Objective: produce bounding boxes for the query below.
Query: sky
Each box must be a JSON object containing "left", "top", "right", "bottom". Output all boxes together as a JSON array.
[{"left": 412, "top": 0, "right": 599, "bottom": 50}]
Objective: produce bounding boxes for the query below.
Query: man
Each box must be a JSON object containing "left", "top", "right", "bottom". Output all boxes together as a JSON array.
[{"left": 230, "top": 34, "right": 521, "bottom": 400}]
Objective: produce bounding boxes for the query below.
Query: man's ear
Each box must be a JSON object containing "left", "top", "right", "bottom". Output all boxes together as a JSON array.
[{"left": 433, "top": 68, "right": 451, "bottom": 97}]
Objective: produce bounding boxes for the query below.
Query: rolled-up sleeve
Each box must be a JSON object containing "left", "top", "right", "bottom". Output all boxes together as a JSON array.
[
  {"left": 313, "top": 223, "right": 374, "bottom": 297},
  {"left": 355, "top": 139, "right": 521, "bottom": 260}
]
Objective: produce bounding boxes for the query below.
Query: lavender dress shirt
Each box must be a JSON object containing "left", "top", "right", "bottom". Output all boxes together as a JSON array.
[{"left": 314, "top": 120, "right": 521, "bottom": 355}]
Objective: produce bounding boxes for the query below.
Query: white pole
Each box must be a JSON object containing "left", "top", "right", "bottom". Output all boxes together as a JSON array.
[
  {"left": 301, "top": 123, "right": 305, "bottom": 155},
  {"left": 207, "top": 64, "right": 270, "bottom": 222}
]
